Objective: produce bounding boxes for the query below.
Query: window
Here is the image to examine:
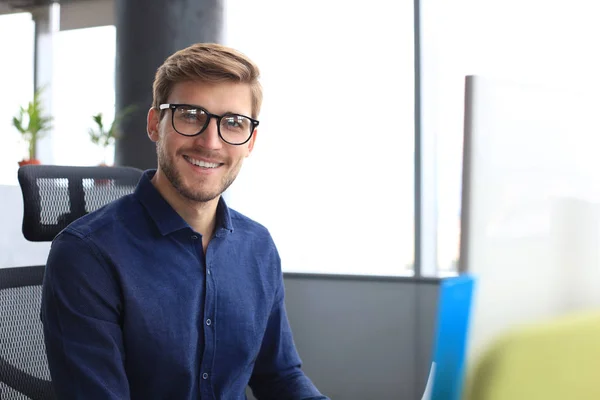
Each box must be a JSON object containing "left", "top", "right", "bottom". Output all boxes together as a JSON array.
[
  {"left": 0, "top": 12, "right": 35, "bottom": 185},
  {"left": 52, "top": 25, "right": 116, "bottom": 166},
  {"left": 224, "top": 0, "right": 415, "bottom": 276}
]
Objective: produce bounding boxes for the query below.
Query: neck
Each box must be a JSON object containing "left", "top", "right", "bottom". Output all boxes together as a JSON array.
[{"left": 151, "top": 170, "right": 219, "bottom": 242}]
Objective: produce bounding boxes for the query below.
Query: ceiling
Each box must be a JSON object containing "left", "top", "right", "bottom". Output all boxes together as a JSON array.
[
  {"left": 0, "top": 0, "right": 86, "bottom": 11},
  {"left": 0, "top": 0, "right": 56, "bottom": 8}
]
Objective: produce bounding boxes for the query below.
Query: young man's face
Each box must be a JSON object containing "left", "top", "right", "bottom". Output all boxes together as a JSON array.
[{"left": 147, "top": 80, "right": 256, "bottom": 203}]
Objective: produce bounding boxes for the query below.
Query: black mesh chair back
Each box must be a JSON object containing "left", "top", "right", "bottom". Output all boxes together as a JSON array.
[
  {"left": 1, "top": 165, "right": 143, "bottom": 400},
  {"left": 18, "top": 165, "right": 143, "bottom": 241},
  {"left": 0, "top": 266, "right": 55, "bottom": 400}
]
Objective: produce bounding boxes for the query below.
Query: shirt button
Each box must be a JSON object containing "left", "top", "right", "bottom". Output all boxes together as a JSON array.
[
  {"left": 207, "top": 269, "right": 211, "bottom": 275},
  {"left": 191, "top": 235, "right": 198, "bottom": 240},
  {"left": 206, "top": 319, "right": 212, "bottom": 326},
  {"left": 202, "top": 372, "right": 209, "bottom": 380}
]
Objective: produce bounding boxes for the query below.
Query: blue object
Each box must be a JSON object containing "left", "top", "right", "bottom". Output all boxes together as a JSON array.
[{"left": 430, "top": 275, "right": 476, "bottom": 400}]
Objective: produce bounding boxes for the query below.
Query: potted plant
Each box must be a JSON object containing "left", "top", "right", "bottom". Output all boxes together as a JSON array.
[
  {"left": 12, "top": 88, "right": 53, "bottom": 166},
  {"left": 88, "top": 105, "right": 136, "bottom": 166}
]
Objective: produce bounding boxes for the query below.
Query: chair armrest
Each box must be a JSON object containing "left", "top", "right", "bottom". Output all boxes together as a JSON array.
[{"left": 0, "top": 356, "right": 55, "bottom": 399}]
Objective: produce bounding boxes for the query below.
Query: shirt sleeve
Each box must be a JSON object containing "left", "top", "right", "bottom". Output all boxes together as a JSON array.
[
  {"left": 41, "top": 231, "right": 130, "bottom": 400},
  {"left": 248, "top": 246, "right": 329, "bottom": 400}
]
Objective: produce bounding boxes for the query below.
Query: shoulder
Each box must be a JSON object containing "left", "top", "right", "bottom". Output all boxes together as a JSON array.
[
  {"left": 60, "top": 193, "right": 141, "bottom": 241},
  {"left": 47, "top": 194, "right": 142, "bottom": 276},
  {"left": 229, "top": 208, "right": 273, "bottom": 242},
  {"left": 227, "top": 208, "right": 281, "bottom": 268},
  {"left": 226, "top": 208, "right": 283, "bottom": 290}
]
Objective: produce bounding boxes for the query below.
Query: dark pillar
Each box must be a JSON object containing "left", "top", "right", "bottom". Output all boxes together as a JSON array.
[{"left": 114, "top": 0, "right": 224, "bottom": 170}]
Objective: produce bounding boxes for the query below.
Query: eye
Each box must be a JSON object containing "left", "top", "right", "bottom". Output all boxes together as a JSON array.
[
  {"left": 225, "top": 117, "right": 240, "bottom": 127},
  {"left": 177, "top": 107, "right": 206, "bottom": 123},
  {"left": 222, "top": 115, "right": 249, "bottom": 130}
]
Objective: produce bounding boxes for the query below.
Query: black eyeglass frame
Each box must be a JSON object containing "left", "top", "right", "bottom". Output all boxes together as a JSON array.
[{"left": 159, "top": 103, "right": 259, "bottom": 145}]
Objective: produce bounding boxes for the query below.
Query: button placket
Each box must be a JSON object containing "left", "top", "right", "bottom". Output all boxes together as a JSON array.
[{"left": 201, "top": 246, "right": 217, "bottom": 392}]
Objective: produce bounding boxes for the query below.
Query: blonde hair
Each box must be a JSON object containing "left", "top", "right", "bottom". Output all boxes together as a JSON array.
[{"left": 152, "top": 43, "right": 262, "bottom": 118}]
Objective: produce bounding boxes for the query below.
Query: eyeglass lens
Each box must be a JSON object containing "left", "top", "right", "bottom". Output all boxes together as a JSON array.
[{"left": 173, "top": 106, "right": 253, "bottom": 144}]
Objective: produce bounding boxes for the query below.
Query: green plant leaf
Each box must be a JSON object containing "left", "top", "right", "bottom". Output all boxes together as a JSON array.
[
  {"left": 12, "top": 87, "right": 53, "bottom": 159},
  {"left": 89, "top": 104, "right": 137, "bottom": 148}
]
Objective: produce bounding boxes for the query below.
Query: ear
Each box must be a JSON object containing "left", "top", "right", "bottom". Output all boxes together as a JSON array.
[
  {"left": 246, "top": 129, "right": 257, "bottom": 157},
  {"left": 147, "top": 107, "right": 160, "bottom": 142}
]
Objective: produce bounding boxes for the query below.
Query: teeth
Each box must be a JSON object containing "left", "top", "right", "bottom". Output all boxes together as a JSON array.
[{"left": 186, "top": 156, "right": 219, "bottom": 168}]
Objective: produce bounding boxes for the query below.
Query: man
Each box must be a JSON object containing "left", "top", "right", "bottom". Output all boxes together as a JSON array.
[{"left": 41, "top": 43, "right": 328, "bottom": 400}]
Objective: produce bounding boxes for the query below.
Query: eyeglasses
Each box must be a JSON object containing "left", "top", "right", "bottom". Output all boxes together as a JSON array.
[{"left": 159, "top": 104, "right": 259, "bottom": 145}]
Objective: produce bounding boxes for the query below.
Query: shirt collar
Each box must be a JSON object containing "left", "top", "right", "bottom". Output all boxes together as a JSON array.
[{"left": 134, "top": 169, "right": 234, "bottom": 236}]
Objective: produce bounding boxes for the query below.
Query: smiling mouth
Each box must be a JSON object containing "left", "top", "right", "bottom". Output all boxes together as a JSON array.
[{"left": 183, "top": 155, "right": 223, "bottom": 169}]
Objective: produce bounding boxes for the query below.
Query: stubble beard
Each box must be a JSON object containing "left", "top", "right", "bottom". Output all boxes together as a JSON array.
[{"left": 157, "top": 139, "right": 240, "bottom": 203}]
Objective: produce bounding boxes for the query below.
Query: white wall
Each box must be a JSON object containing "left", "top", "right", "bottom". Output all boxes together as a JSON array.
[{"left": 0, "top": 185, "right": 51, "bottom": 269}]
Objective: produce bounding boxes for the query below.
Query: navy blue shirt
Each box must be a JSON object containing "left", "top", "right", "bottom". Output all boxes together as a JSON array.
[{"left": 41, "top": 170, "right": 327, "bottom": 400}]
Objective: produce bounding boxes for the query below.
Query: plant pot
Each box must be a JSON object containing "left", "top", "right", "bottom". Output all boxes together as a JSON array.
[
  {"left": 95, "top": 163, "right": 113, "bottom": 185},
  {"left": 18, "top": 159, "right": 41, "bottom": 167}
]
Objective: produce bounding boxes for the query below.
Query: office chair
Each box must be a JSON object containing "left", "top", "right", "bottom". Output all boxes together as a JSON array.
[{"left": 0, "top": 165, "right": 143, "bottom": 400}]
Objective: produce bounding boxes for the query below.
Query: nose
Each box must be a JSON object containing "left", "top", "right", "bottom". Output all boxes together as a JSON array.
[{"left": 194, "top": 117, "right": 222, "bottom": 150}]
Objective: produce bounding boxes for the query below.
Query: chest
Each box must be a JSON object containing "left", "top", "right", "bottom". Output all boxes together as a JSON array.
[{"left": 115, "top": 239, "right": 276, "bottom": 366}]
